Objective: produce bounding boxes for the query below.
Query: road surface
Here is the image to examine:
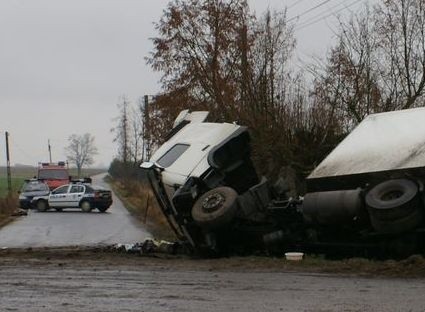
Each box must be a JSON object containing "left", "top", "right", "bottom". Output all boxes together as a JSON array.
[
  {"left": 0, "top": 253, "right": 424, "bottom": 312},
  {"left": 0, "top": 173, "right": 151, "bottom": 248}
]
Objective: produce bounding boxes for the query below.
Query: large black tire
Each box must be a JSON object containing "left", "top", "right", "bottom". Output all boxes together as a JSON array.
[
  {"left": 366, "top": 179, "right": 419, "bottom": 221},
  {"left": 192, "top": 187, "right": 238, "bottom": 229},
  {"left": 370, "top": 207, "right": 423, "bottom": 234},
  {"left": 366, "top": 179, "right": 423, "bottom": 233},
  {"left": 36, "top": 200, "right": 48, "bottom": 212}
]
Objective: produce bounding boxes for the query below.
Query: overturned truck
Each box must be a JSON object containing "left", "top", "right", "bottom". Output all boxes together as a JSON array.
[{"left": 141, "top": 108, "right": 425, "bottom": 257}]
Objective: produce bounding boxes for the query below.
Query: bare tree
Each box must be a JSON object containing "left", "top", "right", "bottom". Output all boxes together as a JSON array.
[
  {"left": 309, "top": 5, "right": 382, "bottom": 130},
  {"left": 112, "top": 95, "right": 131, "bottom": 163},
  {"left": 65, "top": 133, "right": 98, "bottom": 178},
  {"left": 376, "top": 0, "right": 425, "bottom": 109},
  {"left": 311, "top": 0, "right": 425, "bottom": 130},
  {"left": 129, "top": 100, "right": 144, "bottom": 165}
]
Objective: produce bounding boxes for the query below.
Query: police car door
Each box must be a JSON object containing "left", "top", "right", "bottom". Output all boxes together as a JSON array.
[
  {"left": 68, "top": 184, "right": 85, "bottom": 207},
  {"left": 49, "top": 185, "right": 70, "bottom": 207}
]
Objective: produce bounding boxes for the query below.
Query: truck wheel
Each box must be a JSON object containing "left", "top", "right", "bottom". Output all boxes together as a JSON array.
[
  {"left": 369, "top": 207, "right": 423, "bottom": 234},
  {"left": 80, "top": 201, "right": 92, "bottom": 212},
  {"left": 192, "top": 187, "right": 238, "bottom": 229},
  {"left": 36, "top": 200, "right": 48, "bottom": 212},
  {"left": 366, "top": 179, "right": 419, "bottom": 221}
]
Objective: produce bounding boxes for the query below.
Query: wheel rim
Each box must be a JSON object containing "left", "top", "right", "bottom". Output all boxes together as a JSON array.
[
  {"left": 202, "top": 193, "right": 224, "bottom": 212},
  {"left": 381, "top": 189, "right": 404, "bottom": 201}
]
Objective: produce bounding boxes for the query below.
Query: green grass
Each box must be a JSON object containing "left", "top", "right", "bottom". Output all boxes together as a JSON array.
[{"left": 0, "top": 177, "right": 25, "bottom": 198}]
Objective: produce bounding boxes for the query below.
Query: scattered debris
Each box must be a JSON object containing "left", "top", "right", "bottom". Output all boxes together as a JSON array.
[
  {"left": 11, "top": 209, "right": 28, "bottom": 217},
  {"left": 285, "top": 252, "right": 304, "bottom": 261},
  {"left": 110, "top": 239, "right": 184, "bottom": 255}
]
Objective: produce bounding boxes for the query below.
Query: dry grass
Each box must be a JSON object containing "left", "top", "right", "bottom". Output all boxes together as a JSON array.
[
  {"left": 0, "top": 195, "right": 18, "bottom": 225},
  {"left": 109, "top": 178, "right": 176, "bottom": 240}
]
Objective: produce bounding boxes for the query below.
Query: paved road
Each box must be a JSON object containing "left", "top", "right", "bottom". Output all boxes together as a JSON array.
[
  {"left": 0, "top": 257, "right": 424, "bottom": 312},
  {"left": 0, "top": 173, "right": 151, "bottom": 248}
]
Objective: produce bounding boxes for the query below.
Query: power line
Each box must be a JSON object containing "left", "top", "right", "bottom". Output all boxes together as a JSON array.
[
  {"left": 10, "top": 142, "right": 46, "bottom": 164},
  {"left": 287, "top": 0, "right": 307, "bottom": 10},
  {"left": 287, "top": 0, "right": 336, "bottom": 22},
  {"left": 295, "top": 0, "right": 356, "bottom": 28},
  {"left": 296, "top": 0, "right": 363, "bottom": 30}
]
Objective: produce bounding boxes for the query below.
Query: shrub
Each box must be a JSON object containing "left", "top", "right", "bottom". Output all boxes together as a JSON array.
[{"left": 0, "top": 195, "right": 17, "bottom": 223}]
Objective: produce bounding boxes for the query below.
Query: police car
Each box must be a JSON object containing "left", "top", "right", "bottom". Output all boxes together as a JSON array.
[
  {"left": 18, "top": 179, "right": 50, "bottom": 209},
  {"left": 32, "top": 182, "right": 113, "bottom": 213}
]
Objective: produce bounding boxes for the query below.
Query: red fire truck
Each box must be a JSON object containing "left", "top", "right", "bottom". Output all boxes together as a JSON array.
[{"left": 37, "top": 161, "right": 71, "bottom": 190}]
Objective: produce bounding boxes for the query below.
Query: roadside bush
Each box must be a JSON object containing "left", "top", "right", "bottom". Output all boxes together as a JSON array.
[
  {"left": 108, "top": 159, "right": 148, "bottom": 183},
  {"left": 0, "top": 195, "right": 17, "bottom": 224}
]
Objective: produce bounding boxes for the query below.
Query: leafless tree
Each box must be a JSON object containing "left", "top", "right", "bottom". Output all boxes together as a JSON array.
[
  {"left": 112, "top": 95, "right": 131, "bottom": 163},
  {"left": 65, "top": 133, "right": 98, "bottom": 178},
  {"left": 311, "top": 0, "right": 425, "bottom": 129},
  {"left": 376, "top": 0, "right": 425, "bottom": 109},
  {"left": 309, "top": 5, "right": 381, "bottom": 129}
]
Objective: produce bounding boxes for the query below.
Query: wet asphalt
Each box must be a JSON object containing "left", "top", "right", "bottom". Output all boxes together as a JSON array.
[{"left": 0, "top": 173, "right": 151, "bottom": 248}]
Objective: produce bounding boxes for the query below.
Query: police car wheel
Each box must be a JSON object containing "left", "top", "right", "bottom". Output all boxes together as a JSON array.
[
  {"left": 80, "top": 201, "right": 92, "bottom": 212},
  {"left": 36, "top": 200, "right": 48, "bottom": 212}
]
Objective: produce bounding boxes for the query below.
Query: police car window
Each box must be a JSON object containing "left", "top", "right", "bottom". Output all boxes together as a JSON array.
[
  {"left": 70, "top": 185, "right": 84, "bottom": 193},
  {"left": 157, "top": 144, "right": 190, "bottom": 168},
  {"left": 85, "top": 185, "right": 94, "bottom": 193},
  {"left": 22, "top": 181, "right": 49, "bottom": 192},
  {"left": 52, "top": 185, "right": 69, "bottom": 195}
]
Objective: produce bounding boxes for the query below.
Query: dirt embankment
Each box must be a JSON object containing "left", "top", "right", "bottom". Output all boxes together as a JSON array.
[{"left": 1, "top": 247, "right": 425, "bottom": 278}]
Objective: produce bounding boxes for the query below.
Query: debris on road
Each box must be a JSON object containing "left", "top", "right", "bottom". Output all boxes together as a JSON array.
[
  {"left": 11, "top": 208, "right": 28, "bottom": 216},
  {"left": 110, "top": 239, "right": 184, "bottom": 256}
]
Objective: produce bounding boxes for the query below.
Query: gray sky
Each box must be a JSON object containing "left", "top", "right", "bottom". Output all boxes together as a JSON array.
[{"left": 0, "top": 0, "right": 371, "bottom": 167}]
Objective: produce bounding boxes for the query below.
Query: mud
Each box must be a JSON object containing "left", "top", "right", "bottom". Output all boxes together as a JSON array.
[{"left": 1, "top": 249, "right": 425, "bottom": 312}]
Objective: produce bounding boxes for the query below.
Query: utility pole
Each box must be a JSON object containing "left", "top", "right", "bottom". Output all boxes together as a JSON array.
[
  {"left": 144, "top": 95, "right": 151, "bottom": 161},
  {"left": 5, "top": 131, "right": 12, "bottom": 194},
  {"left": 48, "top": 139, "right": 52, "bottom": 163}
]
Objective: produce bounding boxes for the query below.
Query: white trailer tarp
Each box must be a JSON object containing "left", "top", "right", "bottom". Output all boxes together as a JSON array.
[{"left": 309, "top": 107, "right": 425, "bottom": 179}]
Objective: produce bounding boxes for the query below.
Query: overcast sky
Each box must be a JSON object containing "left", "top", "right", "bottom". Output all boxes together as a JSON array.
[{"left": 0, "top": 0, "right": 371, "bottom": 167}]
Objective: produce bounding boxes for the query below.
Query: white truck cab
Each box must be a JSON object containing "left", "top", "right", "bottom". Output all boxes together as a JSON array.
[
  {"left": 141, "top": 111, "right": 264, "bottom": 252},
  {"left": 149, "top": 121, "right": 245, "bottom": 199}
]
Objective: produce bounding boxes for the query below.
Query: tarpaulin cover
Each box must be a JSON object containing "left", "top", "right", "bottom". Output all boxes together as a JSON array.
[{"left": 309, "top": 107, "right": 425, "bottom": 179}]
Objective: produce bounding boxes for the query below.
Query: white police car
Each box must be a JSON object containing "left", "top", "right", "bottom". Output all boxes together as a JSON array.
[{"left": 32, "top": 182, "right": 112, "bottom": 213}]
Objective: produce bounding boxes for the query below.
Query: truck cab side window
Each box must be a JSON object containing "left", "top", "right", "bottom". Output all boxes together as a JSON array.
[{"left": 157, "top": 144, "right": 190, "bottom": 168}]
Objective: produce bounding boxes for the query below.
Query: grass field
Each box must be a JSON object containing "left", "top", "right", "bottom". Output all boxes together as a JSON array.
[{"left": 0, "top": 166, "right": 107, "bottom": 198}]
